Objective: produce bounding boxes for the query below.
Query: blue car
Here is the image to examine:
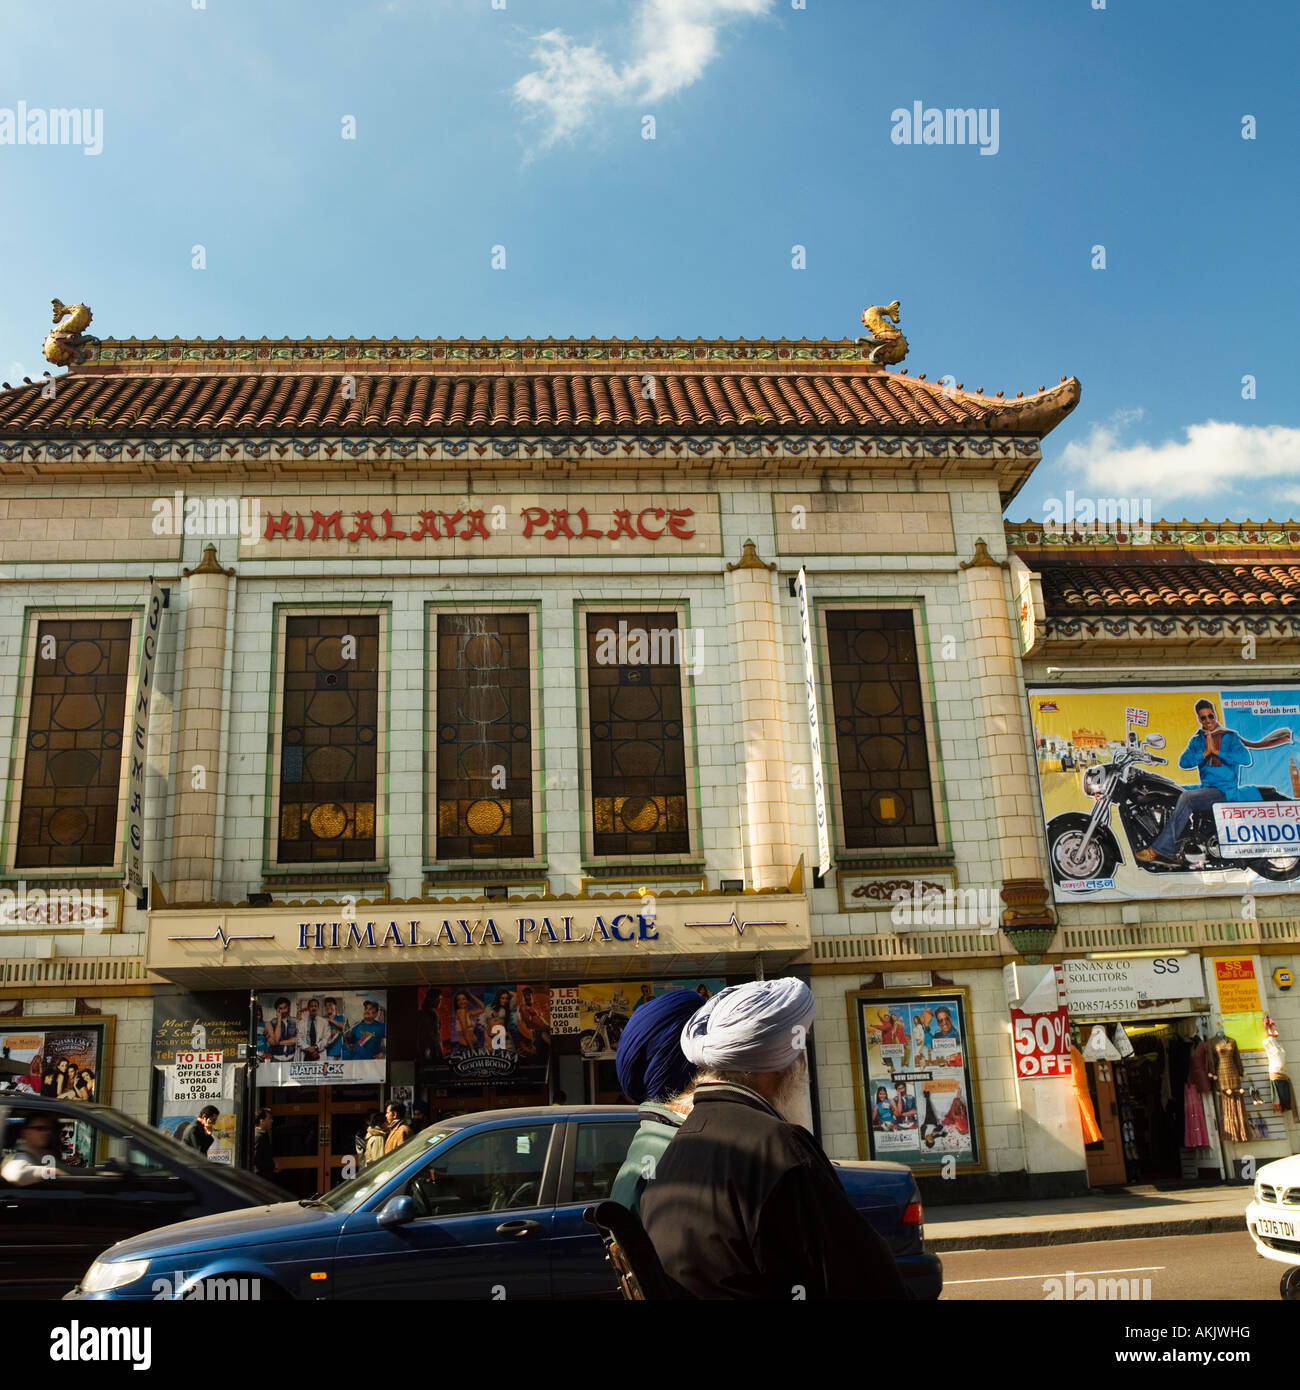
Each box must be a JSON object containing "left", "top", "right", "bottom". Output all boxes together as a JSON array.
[{"left": 70, "top": 1106, "right": 942, "bottom": 1300}]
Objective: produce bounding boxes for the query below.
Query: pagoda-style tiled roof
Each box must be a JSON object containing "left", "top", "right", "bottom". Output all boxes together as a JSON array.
[
  {"left": 1009, "top": 521, "right": 1300, "bottom": 615},
  {"left": 0, "top": 337, "right": 1080, "bottom": 439},
  {"left": 1038, "top": 560, "right": 1300, "bottom": 613}
]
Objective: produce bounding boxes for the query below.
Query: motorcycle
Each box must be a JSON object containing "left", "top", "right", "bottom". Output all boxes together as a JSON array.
[
  {"left": 579, "top": 999, "right": 630, "bottom": 1058},
  {"left": 1046, "top": 731, "right": 1300, "bottom": 887}
]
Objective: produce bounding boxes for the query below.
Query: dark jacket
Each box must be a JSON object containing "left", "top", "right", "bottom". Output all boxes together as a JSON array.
[
  {"left": 182, "top": 1120, "right": 213, "bottom": 1156},
  {"left": 253, "top": 1128, "right": 276, "bottom": 1180},
  {"left": 639, "top": 1082, "right": 907, "bottom": 1300}
]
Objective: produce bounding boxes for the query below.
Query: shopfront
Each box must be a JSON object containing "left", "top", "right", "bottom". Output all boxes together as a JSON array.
[
  {"left": 1060, "top": 952, "right": 1295, "bottom": 1188},
  {"left": 146, "top": 893, "right": 811, "bottom": 1193}
]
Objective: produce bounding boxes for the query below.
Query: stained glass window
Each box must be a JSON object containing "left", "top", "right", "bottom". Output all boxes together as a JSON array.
[
  {"left": 16, "top": 619, "right": 131, "bottom": 869},
  {"left": 586, "top": 612, "right": 689, "bottom": 857},
  {"left": 435, "top": 613, "right": 534, "bottom": 859},
  {"left": 827, "top": 610, "right": 936, "bottom": 849},
  {"left": 278, "top": 615, "right": 379, "bottom": 863}
]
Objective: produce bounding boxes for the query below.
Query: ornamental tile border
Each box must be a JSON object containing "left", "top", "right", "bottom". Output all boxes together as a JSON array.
[
  {"left": 0, "top": 433, "right": 1041, "bottom": 467},
  {"left": 1042, "top": 615, "right": 1300, "bottom": 640},
  {"left": 1007, "top": 522, "right": 1300, "bottom": 549},
  {"left": 87, "top": 339, "right": 870, "bottom": 366}
]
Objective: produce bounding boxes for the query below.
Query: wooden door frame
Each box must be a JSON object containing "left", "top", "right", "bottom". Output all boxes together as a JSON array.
[{"left": 264, "top": 1085, "right": 383, "bottom": 1191}]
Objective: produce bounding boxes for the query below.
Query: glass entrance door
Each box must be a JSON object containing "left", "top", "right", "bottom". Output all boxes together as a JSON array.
[{"left": 264, "top": 1085, "right": 383, "bottom": 1196}]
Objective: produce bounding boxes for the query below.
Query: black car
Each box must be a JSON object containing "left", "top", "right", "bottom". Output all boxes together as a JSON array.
[{"left": 0, "top": 1092, "right": 286, "bottom": 1298}]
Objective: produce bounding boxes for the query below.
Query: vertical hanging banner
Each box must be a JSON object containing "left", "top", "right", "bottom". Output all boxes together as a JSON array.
[
  {"left": 127, "top": 583, "right": 165, "bottom": 899},
  {"left": 796, "top": 567, "right": 831, "bottom": 878}
]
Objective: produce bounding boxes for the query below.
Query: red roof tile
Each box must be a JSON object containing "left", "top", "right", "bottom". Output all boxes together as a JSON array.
[
  {"left": 0, "top": 340, "right": 1080, "bottom": 438},
  {"left": 1037, "top": 560, "right": 1300, "bottom": 613}
]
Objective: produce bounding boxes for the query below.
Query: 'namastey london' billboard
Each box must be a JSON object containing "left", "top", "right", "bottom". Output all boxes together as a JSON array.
[{"left": 1030, "top": 685, "right": 1300, "bottom": 902}]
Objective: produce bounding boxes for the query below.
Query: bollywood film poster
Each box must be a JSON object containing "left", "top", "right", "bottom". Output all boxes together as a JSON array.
[
  {"left": 255, "top": 989, "right": 387, "bottom": 1086},
  {"left": 417, "top": 984, "right": 552, "bottom": 1086},
  {"left": 550, "top": 979, "right": 726, "bottom": 1060},
  {"left": 0, "top": 1023, "right": 106, "bottom": 1104},
  {"left": 1030, "top": 686, "right": 1300, "bottom": 903},
  {"left": 849, "top": 990, "right": 981, "bottom": 1171}
]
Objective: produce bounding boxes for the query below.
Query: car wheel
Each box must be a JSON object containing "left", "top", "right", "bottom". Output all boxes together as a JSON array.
[{"left": 1281, "top": 1267, "right": 1300, "bottom": 1301}]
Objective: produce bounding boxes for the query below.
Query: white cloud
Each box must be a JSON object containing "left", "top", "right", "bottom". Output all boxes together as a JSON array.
[
  {"left": 514, "top": 0, "right": 773, "bottom": 148},
  {"left": 1060, "top": 415, "right": 1300, "bottom": 516}
]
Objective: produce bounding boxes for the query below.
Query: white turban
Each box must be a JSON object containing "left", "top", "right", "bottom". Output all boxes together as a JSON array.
[{"left": 679, "top": 978, "right": 815, "bottom": 1074}]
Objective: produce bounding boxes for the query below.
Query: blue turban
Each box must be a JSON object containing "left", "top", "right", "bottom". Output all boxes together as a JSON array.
[
  {"left": 680, "top": 977, "right": 815, "bottom": 1074},
  {"left": 615, "top": 989, "right": 706, "bottom": 1104}
]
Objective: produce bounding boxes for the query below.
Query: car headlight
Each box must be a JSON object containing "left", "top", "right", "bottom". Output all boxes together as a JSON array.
[{"left": 81, "top": 1258, "right": 151, "bottom": 1293}]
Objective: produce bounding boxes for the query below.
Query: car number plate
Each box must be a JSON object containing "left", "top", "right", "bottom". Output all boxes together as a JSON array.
[{"left": 1256, "top": 1217, "right": 1297, "bottom": 1239}]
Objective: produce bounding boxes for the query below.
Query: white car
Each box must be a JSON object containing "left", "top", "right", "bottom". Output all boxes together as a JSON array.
[{"left": 1245, "top": 1152, "right": 1300, "bottom": 1299}]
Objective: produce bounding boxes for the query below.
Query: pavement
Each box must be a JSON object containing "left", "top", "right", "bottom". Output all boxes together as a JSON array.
[{"left": 924, "top": 1183, "right": 1251, "bottom": 1251}]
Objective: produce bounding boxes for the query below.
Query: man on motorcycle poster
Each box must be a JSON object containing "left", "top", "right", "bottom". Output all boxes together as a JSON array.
[{"left": 1137, "top": 700, "right": 1249, "bottom": 862}]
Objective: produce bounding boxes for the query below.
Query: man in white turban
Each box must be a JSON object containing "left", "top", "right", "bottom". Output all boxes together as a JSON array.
[{"left": 639, "top": 977, "right": 906, "bottom": 1300}]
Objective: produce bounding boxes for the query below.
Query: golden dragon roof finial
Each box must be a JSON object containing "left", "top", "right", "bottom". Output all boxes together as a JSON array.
[
  {"left": 43, "top": 299, "right": 100, "bottom": 367},
  {"left": 858, "top": 299, "right": 908, "bottom": 366}
]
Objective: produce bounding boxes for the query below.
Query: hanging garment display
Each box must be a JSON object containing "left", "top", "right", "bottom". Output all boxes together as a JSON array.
[
  {"left": 1082, "top": 1024, "right": 1122, "bottom": 1062},
  {"left": 1263, "top": 1035, "right": 1299, "bottom": 1118},
  {"left": 1210, "top": 1034, "right": 1250, "bottom": 1143},
  {"left": 1188, "top": 1038, "right": 1213, "bottom": 1094},
  {"left": 1199, "top": 1089, "right": 1222, "bottom": 1164},
  {"left": 1070, "top": 1045, "right": 1104, "bottom": 1144},
  {"left": 1183, "top": 1076, "right": 1210, "bottom": 1145},
  {"left": 1112, "top": 1022, "right": 1136, "bottom": 1059}
]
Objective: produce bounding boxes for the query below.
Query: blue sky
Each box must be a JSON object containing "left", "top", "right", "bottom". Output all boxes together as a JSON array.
[{"left": 2, "top": 0, "right": 1297, "bottom": 522}]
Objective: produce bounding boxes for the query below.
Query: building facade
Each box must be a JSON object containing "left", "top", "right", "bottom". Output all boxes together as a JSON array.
[{"left": 2, "top": 321, "right": 1293, "bottom": 1200}]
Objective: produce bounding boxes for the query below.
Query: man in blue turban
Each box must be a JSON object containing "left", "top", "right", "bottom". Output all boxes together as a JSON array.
[
  {"left": 610, "top": 988, "right": 705, "bottom": 1212},
  {"left": 639, "top": 977, "right": 906, "bottom": 1300}
]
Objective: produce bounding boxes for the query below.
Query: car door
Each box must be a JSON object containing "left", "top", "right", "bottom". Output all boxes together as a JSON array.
[
  {"left": 549, "top": 1117, "right": 640, "bottom": 1298},
  {"left": 332, "top": 1120, "right": 558, "bottom": 1300},
  {"left": 1, "top": 1107, "right": 202, "bottom": 1296}
]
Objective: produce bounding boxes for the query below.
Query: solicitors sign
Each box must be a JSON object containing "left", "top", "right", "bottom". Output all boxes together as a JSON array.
[{"left": 1063, "top": 956, "right": 1206, "bottom": 1017}]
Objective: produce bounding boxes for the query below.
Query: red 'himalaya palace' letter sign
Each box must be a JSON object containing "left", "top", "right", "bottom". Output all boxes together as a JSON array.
[{"left": 263, "top": 504, "right": 695, "bottom": 545}]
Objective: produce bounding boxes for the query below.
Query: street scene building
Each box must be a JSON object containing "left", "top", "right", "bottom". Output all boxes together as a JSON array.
[{"left": 1, "top": 316, "right": 1295, "bottom": 1204}]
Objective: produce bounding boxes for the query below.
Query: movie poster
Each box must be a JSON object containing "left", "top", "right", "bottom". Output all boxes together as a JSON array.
[
  {"left": 0, "top": 1023, "right": 105, "bottom": 1103},
  {"left": 550, "top": 979, "right": 724, "bottom": 1060},
  {"left": 255, "top": 989, "right": 388, "bottom": 1086},
  {"left": 417, "top": 983, "right": 552, "bottom": 1086},
  {"left": 850, "top": 990, "right": 980, "bottom": 1170},
  {"left": 1030, "top": 686, "right": 1300, "bottom": 902}
]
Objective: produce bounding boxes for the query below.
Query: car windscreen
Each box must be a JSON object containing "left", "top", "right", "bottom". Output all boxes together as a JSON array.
[{"left": 317, "top": 1128, "right": 458, "bottom": 1212}]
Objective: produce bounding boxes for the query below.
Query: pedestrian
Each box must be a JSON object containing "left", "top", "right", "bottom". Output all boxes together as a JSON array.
[
  {"left": 610, "top": 988, "right": 705, "bottom": 1212},
  {"left": 252, "top": 1108, "right": 277, "bottom": 1181},
  {"left": 362, "top": 1111, "right": 387, "bottom": 1167},
  {"left": 182, "top": 1106, "right": 219, "bottom": 1157},
  {"left": 639, "top": 977, "right": 907, "bottom": 1300},
  {"left": 382, "top": 1101, "right": 411, "bottom": 1154}
]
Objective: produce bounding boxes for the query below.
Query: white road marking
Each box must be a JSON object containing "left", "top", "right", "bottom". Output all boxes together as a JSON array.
[{"left": 946, "top": 1264, "right": 1165, "bottom": 1286}]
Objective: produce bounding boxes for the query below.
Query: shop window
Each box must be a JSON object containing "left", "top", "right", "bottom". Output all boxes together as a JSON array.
[
  {"left": 826, "top": 609, "right": 936, "bottom": 849},
  {"left": 585, "top": 612, "right": 690, "bottom": 857},
  {"left": 569, "top": 1121, "right": 640, "bottom": 1204},
  {"left": 434, "top": 613, "right": 534, "bottom": 859},
  {"left": 15, "top": 619, "right": 132, "bottom": 869},
  {"left": 277, "top": 614, "right": 380, "bottom": 863}
]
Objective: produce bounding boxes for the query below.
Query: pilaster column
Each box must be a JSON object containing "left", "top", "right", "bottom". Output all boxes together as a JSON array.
[
  {"left": 169, "top": 545, "right": 233, "bottom": 903},
  {"left": 959, "top": 539, "right": 1055, "bottom": 930},
  {"left": 726, "top": 541, "right": 794, "bottom": 891}
]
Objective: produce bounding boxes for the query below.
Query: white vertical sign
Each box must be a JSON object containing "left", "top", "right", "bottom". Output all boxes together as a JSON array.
[
  {"left": 796, "top": 568, "right": 831, "bottom": 878},
  {"left": 127, "top": 583, "right": 165, "bottom": 899}
]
